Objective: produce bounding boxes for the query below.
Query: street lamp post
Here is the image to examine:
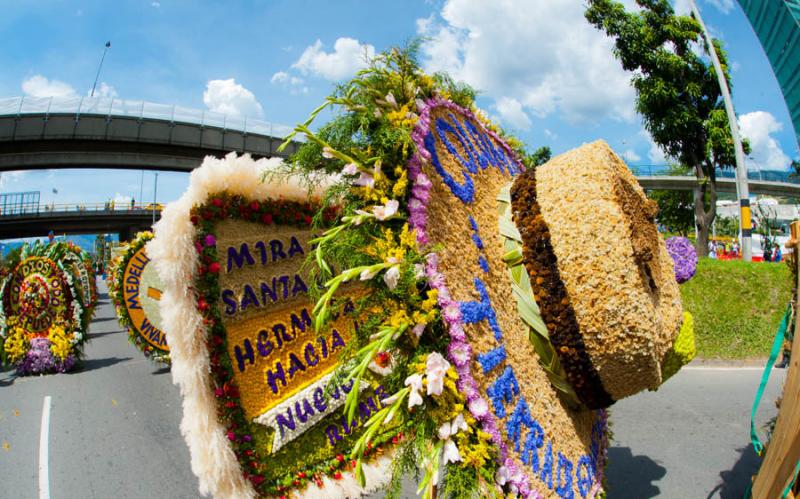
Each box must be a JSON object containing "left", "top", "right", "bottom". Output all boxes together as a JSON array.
[
  {"left": 689, "top": 1, "right": 752, "bottom": 261},
  {"left": 90, "top": 41, "right": 112, "bottom": 98}
]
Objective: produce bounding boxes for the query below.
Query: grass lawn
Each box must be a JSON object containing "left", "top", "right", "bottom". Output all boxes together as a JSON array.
[{"left": 680, "top": 257, "right": 793, "bottom": 359}]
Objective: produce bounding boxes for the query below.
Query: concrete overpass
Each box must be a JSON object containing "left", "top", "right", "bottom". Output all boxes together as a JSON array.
[
  {"left": 0, "top": 206, "right": 159, "bottom": 241},
  {"left": 637, "top": 175, "right": 800, "bottom": 198},
  {"left": 0, "top": 96, "right": 301, "bottom": 172}
]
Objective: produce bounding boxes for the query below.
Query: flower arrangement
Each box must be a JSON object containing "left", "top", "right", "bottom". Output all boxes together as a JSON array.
[
  {"left": 665, "top": 236, "right": 697, "bottom": 284},
  {"left": 109, "top": 232, "right": 170, "bottom": 365},
  {"left": 273, "top": 46, "right": 610, "bottom": 498},
  {"left": 150, "top": 45, "right": 685, "bottom": 499},
  {"left": 0, "top": 241, "right": 88, "bottom": 375}
]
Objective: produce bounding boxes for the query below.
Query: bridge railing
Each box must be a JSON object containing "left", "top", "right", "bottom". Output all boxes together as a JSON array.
[
  {"left": 628, "top": 164, "right": 800, "bottom": 184},
  {"left": 0, "top": 202, "right": 163, "bottom": 217},
  {"left": 0, "top": 96, "right": 297, "bottom": 139}
]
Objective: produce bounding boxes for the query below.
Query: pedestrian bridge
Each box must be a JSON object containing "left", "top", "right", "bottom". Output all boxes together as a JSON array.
[
  {"left": 0, "top": 203, "right": 160, "bottom": 240},
  {"left": 0, "top": 96, "right": 300, "bottom": 172}
]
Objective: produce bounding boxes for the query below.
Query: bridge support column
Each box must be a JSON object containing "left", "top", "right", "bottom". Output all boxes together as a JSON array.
[{"left": 119, "top": 226, "right": 136, "bottom": 242}]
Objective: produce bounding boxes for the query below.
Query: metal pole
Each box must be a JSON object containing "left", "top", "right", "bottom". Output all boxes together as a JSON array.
[
  {"left": 139, "top": 169, "right": 144, "bottom": 207},
  {"left": 90, "top": 41, "right": 111, "bottom": 97},
  {"left": 152, "top": 172, "right": 158, "bottom": 226},
  {"left": 690, "top": 1, "right": 752, "bottom": 261}
]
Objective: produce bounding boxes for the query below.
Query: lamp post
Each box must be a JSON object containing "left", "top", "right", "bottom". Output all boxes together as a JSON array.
[
  {"left": 689, "top": 1, "right": 752, "bottom": 261},
  {"left": 90, "top": 41, "right": 111, "bottom": 98}
]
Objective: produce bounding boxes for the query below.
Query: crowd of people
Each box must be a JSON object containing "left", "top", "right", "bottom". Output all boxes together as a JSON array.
[{"left": 708, "top": 240, "right": 783, "bottom": 262}]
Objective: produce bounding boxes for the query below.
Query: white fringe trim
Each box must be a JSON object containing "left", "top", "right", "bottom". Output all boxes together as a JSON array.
[{"left": 149, "top": 153, "right": 385, "bottom": 498}]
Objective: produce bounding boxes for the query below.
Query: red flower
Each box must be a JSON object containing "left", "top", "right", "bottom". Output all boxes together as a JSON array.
[
  {"left": 292, "top": 480, "right": 300, "bottom": 486},
  {"left": 297, "top": 472, "right": 306, "bottom": 479},
  {"left": 227, "top": 431, "right": 235, "bottom": 441},
  {"left": 249, "top": 475, "right": 265, "bottom": 486},
  {"left": 211, "top": 198, "right": 223, "bottom": 207},
  {"left": 333, "top": 472, "right": 342, "bottom": 480},
  {"left": 208, "top": 262, "right": 221, "bottom": 274},
  {"left": 214, "top": 387, "right": 224, "bottom": 397},
  {"left": 225, "top": 401, "right": 236, "bottom": 408},
  {"left": 335, "top": 454, "right": 344, "bottom": 462},
  {"left": 374, "top": 351, "right": 391, "bottom": 368},
  {"left": 261, "top": 213, "right": 273, "bottom": 225},
  {"left": 202, "top": 210, "right": 214, "bottom": 220},
  {"left": 190, "top": 215, "right": 199, "bottom": 225},
  {"left": 250, "top": 201, "right": 260, "bottom": 211},
  {"left": 304, "top": 215, "right": 313, "bottom": 226}
]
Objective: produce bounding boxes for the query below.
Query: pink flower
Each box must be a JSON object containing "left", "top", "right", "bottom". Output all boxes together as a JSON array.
[
  {"left": 468, "top": 398, "right": 489, "bottom": 418},
  {"left": 372, "top": 199, "right": 399, "bottom": 220},
  {"left": 341, "top": 163, "right": 359, "bottom": 175},
  {"left": 354, "top": 172, "right": 375, "bottom": 187}
]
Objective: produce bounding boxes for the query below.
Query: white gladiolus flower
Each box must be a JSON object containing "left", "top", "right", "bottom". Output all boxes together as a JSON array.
[
  {"left": 385, "top": 92, "right": 397, "bottom": 108},
  {"left": 425, "top": 352, "right": 450, "bottom": 396},
  {"left": 372, "top": 199, "right": 399, "bottom": 220},
  {"left": 353, "top": 172, "right": 374, "bottom": 187},
  {"left": 322, "top": 146, "right": 335, "bottom": 159},
  {"left": 442, "top": 439, "right": 461, "bottom": 464},
  {"left": 405, "top": 373, "right": 424, "bottom": 409},
  {"left": 341, "top": 163, "right": 358, "bottom": 175},
  {"left": 383, "top": 265, "right": 400, "bottom": 290},
  {"left": 360, "top": 268, "right": 379, "bottom": 281},
  {"left": 412, "top": 323, "right": 426, "bottom": 338}
]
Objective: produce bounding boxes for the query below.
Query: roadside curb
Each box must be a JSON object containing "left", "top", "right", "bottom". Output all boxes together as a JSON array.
[{"left": 687, "top": 357, "right": 769, "bottom": 369}]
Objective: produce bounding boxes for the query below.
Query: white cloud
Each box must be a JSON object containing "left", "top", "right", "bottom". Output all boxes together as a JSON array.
[
  {"left": 292, "top": 38, "right": 375, "bottom": 81},
  {"left": 151, "top": 1, "right": 161, "bottom": 7},
  {"left": 494, "top": 97, "right": 531, "bottom": 130},
  {"left": 271, "top": 71, "right": 290, "bottom": 84},
  {"left": 543, "top": 129, "right": 557, "bottom": 140},
  {"left": 271, "top": 71, "right": 308, "bottom": 95},
  {"left": 203, "top": 79, "right": 264, "bottom": 118},
  {"left": 417, "top": 0, "right": 637, "bottom": 124},
  {"left": 738, "top": 111, "right": 791, "bottom": 171},
  {"left": 622, "top": 149, "right": 641, "bottom": 162},
  {"left": 705, "top": 0, "right": 734, "bottom": 14},
  {"left": 21, "top": 75, "right": 78, "bottom": 98},
  {"left": 0, "top": 171, "right": 27, "bottom": 189},
  {"left": 89, "top": 82, "right": 117, "bottom": 98},
  {"left": 114, "top": 193, "right": 132, "bottom": 205},
  {"left": 639, "top": 128, "right": 669, "bottom": 164}
]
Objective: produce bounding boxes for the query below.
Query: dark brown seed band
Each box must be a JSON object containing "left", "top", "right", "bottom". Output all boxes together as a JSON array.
[{"left": 510, "top": 168, "right": 614, "bottom": 410}]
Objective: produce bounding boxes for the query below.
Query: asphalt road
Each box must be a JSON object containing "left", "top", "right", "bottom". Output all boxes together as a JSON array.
[{"left": 0, "top": 280, "right": 787, "bottom": 499}]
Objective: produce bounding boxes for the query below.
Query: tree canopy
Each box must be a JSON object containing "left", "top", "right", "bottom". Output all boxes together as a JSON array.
[{"left": 586, "top": 0, "right": 749, "bottom": 255}]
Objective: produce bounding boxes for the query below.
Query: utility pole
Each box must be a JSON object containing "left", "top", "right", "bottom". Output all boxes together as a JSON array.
[
  {"left": 690, "top": 1, "right": 752, "bottom": 261},
  {"left": 90, "top": 41, "right": 112, "bottom": 97}
]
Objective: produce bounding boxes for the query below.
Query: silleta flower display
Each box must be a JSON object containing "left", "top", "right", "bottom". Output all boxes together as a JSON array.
[
  {"left": 109, "top": 232, "right": 170, "bottom": 364},
  {"left": 151, "top": 46, "right": 689, "bottom": 499},
  {"left": 0, "top": 241, "right": 92, "bottom": 375}
]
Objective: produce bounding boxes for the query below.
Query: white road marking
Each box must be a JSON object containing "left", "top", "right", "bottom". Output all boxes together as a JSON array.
[{"left": 39, "top": 396, "right": 51, "bottom": 499}]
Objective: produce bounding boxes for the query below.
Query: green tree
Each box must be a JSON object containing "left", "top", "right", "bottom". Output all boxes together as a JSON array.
[
  {"left": 529, "top": 146, "right": 552, "bottom": 167},
  {"left": 586, "top": 0, "right": 749, "bottom": 256},
  {"left": 649, "top": 164, "right": 694, "bottom": 235}
]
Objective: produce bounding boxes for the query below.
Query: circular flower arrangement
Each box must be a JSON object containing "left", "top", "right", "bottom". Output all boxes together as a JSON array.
[
  {"left": 0, "top": 242, "right": 89, "bottom": 375},
  {"left": 666, "top": 236, "right": 698, "bottom": 283},
  {"left": 109, "top": 232, "right": 170, "bottom": 364}
]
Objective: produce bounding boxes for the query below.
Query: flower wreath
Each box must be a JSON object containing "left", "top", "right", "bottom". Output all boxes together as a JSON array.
[
  {"left": 0, "top": 242, "right": 88, "bottom": 374},
  {"left": 109, "top": 231, "right": 170, "bottom": 364}
]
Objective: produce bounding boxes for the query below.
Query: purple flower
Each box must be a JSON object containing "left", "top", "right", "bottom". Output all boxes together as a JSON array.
[
  {"left": 666, "top": 236, "right": 697, "bottom": 283},
  {"left": 204, "top": 234, "right": 217, "bottom": 247}
]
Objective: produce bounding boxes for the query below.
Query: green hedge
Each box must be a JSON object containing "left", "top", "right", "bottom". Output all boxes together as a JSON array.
[{"left": 680, "top": 258, "right": 793, "bottom": 359}]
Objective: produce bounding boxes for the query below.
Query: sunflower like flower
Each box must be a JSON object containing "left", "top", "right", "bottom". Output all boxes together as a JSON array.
[{"left": 666, "top": 236, "right": 697, "bottom": 284}]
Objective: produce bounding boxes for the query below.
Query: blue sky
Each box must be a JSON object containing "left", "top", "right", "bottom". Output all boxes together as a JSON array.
[{"left": 0, "top": 0, "right": 798, "bottom": 214}]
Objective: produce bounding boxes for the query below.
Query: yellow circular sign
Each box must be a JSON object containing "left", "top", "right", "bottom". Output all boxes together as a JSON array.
[{"left": 122, "top": 247, "right": 168, "bottom": 351}]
